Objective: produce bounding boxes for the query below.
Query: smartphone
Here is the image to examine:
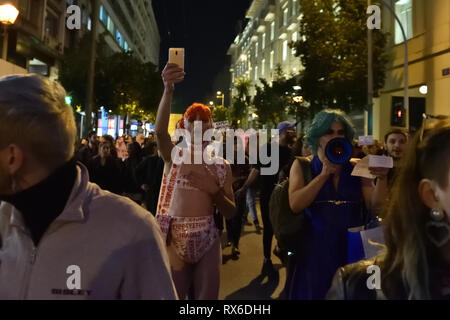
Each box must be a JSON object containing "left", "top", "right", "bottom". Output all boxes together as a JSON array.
[{"left": 168, "top": 48, "right": 185, "bottom": 70}]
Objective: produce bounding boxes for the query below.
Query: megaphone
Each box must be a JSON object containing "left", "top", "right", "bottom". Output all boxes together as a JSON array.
[{"left": 325, "top": 137, "right": 352, "bottom": 164}]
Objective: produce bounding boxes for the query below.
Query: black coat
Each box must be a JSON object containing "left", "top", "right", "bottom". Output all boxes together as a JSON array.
[
  {"left": 88, "top": 156, "right": 122, "bottom": 194},
  {"left": 76, "top": 145, "right": 98, "bottom": 167},
  {"left": 120, "top": 157, "right": 142, "bottom": 194},
  {"left": 135, "top": 155, "right": 164, "bottom": 215}
]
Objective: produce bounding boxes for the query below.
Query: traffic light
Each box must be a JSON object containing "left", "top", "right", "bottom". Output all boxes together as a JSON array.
[
  {"left": 391, "top": 98, "right": 406, "bottom": 127},
  {"left": 65, "top": 96, "right": 72, "bottom": 106}
]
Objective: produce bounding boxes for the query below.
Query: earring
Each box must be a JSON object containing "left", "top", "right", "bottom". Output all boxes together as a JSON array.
[
  {"left": 426, "top": 208, "right": 450, "bottom": 248},
  {"left": 430, "top": 208, "right": 445, "bottom": 221}
]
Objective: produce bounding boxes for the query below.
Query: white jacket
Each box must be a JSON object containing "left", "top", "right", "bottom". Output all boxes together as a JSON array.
[{"left": 0, "top": 164, "right": 177, "bottom": 300}]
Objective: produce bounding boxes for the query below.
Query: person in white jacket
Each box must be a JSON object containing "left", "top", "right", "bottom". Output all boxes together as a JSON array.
[{"left": 0, "top": 74, "right": 177, "bottom": 300}]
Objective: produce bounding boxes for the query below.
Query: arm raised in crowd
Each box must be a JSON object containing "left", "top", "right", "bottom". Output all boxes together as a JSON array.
[{"left": 154, "top": 63, "right": 185, "bottom": 163}]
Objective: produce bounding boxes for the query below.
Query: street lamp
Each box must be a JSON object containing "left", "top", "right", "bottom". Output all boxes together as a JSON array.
[
  {"left": 0, "top": 3, "right": 19, "bottom": 61},
  {"left": 419, "top": 85, "right": 428, "bottom": 95},
  {"left": 209, "top": 101, "right": 214, "bottom": 108},
  {"left": 292, "top": 96, "right": 304, "bottom": 103},
  {"left": 216, "top": 91, "right": 224, "bottom": 106}
]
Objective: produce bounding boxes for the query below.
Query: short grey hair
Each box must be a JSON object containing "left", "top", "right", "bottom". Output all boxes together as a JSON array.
[{"left": 0, "top": 74, "right": 77, "bottom": 170}]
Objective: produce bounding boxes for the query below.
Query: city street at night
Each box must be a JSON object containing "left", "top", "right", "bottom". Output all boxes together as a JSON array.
[{"left": 0, "top": 0, "right": 450, "bottom": 312}]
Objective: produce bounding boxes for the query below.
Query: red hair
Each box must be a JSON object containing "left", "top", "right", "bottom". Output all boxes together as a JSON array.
[
  {"left": 176, "top": 118, "right": 183, "bottom": 129},
  {"left": 183, "top": 103, "right": 211, "bottom": 125}
]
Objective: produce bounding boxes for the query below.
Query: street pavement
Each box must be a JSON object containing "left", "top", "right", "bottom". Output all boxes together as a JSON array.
[{"left": 219, "top": 202, "right": 287, "bottom": 300}]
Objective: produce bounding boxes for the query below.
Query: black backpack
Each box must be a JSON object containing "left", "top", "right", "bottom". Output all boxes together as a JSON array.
[{"left": 269, "top": 157, "right": 312, "bottom": 253}]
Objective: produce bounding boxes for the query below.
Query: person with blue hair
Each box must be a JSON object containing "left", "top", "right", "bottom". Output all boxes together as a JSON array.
[
  {"left": 304, "top": 110, "right": 356, "bottom": 155},
  {"left": 288, "top": 109, "right": 374, "bottom": 299}
]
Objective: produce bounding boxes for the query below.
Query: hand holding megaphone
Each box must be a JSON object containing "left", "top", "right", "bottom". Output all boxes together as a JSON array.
[
  {"left": 318, "top": 137, "right": 353, "bottom": 178},
  {"left": 319, "top": 157, "right": 339, "bottom": 178}
]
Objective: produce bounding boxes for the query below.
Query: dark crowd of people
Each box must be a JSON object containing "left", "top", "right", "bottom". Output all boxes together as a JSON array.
[
  {"left": 75, "top": 131, "right": 164, "bottom": 214},
  {"left": 1, "top": 72, "right": 449, "bottom": 301}
]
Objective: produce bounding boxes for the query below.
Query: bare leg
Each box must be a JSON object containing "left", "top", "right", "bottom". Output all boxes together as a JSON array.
[
  {"left": 167, "top": 242, "right": 193, "bottom": 300},
  {"left": 192, "top": 237, "right": 221, "bottom": 300}
]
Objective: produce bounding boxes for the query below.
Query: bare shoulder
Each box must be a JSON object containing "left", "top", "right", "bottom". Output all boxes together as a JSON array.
[{"left": 289, "top": 157, "right": 305, "bottom": 181}]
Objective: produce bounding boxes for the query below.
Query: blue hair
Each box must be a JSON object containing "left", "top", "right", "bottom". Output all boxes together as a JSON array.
[{"left": 305, "top": 109, "right": 355, "bottom": 155}]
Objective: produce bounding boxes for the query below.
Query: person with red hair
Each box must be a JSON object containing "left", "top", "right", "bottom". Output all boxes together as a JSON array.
[{"left": 154, "top": 63, "right": 235, "bottom": 299}]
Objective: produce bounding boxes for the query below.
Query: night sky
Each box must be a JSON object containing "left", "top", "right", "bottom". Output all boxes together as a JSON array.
[{"left": 152, "top": 0, "right": 252, "bottom": 113}]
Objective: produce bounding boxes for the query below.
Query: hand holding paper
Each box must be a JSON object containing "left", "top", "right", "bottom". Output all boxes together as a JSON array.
[
  {"left": 351, "top": 156, "right": 375, "bottom": 179},
  {"left": 351, "top": 155, "right": 394, "bottom": 179}
]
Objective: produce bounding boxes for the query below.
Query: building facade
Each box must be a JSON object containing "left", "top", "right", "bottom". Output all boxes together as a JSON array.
[
  {"left": 98, "top": 0, "right": 160, "bottom": 65},
  {"left": 0, "top": 0, "right": 161, "bottom": 139},
  {"left": 1, "top": 0, "right": 160, "bottom": 78},
  {"left": 96, "top": 0, "right": 160, "bottom": 138},
  {"left": 229, "top": 0, "right": 450, "bottom": 137},
  {"left": 228, "top": 0, "right": 302, "bottom": 98},
  {"left": 63, "top": 0, "right": 161, "bottom": 138},
  {"left": 373, "top": 0, "right": 450, "bottom": 140},
  {"left": 227, "top": 0, "right": 365, "bottom": 133},
  {"left": 0, "top": 0, "right": 68, "bottom": 80}
]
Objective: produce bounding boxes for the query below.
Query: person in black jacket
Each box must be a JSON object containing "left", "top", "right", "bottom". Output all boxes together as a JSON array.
[
  {"left": 327, "top": 118, "right": 450, "bottom": 300},
  {"left": 235, "top": 122, "right": 296, "bottom": 276},
  {"left": 135, "top": 142, "right": 164, "bottom": 215},
  {"left": 76, "top": 131, "right": 98, "bottom": 167},
  {"left": 121, "top": 141, "right": 143, "bottom": 204},
  {"left": 89, "top": 141, "right": 122, "bottom": 194}
]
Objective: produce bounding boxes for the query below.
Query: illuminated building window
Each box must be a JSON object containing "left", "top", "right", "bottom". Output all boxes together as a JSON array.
[
  {"left": 107, "top": 118, "right": 115, "bottom": 136},
  {"left": 107, "top": 16, "right": 114, "bottom": 34},
  {"left": 292, "top": 0, "right": 298, "bottom": 17},
  {"left": 292, "top": 32, "right": 297, "bottom": 54},
  {"left": 395, "top": 0, "right": 413, "bottom": 44},
  {"left": 284, "top": 8, "right": 289, "bottom": 26},
  {"left": 270, "top": 50, "right": 274, "bottom": 69},
  {"left": 270, "top": 21, "right": 275, "bottom": 41},
  {"left": 116, "top": 29, "right": 124, "bottom": 47},
  {"left": 100, "top": 5, "right": 107, "bottom": 25}
]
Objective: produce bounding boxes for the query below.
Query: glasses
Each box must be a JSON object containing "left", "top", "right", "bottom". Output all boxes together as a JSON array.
[{"left": 419, "top": 113, "right": 450, "bottom": 142}]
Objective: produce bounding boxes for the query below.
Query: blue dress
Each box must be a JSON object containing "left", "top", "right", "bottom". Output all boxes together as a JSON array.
[{"left": 290, "top": 156, "right": 366, "bottom": 300}]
